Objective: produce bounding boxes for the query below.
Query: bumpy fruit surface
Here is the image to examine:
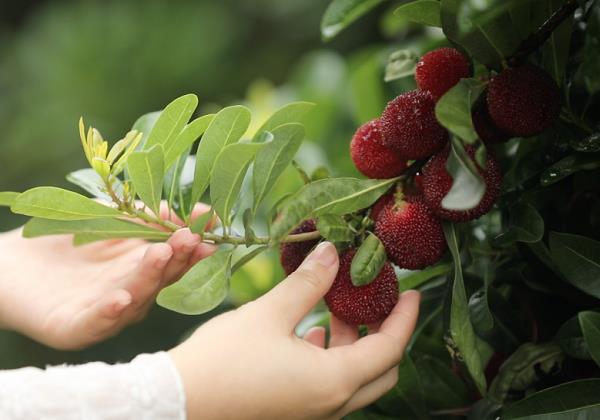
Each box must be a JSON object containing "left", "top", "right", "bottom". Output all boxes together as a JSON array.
[
  {"left": 380, "top": 90, "right": 448, "bottom": 160},
  {"left": 421, "top": 146, "right": 502, "bottom": 221},
  {"left": 374, "top": 197, "right": 446, "bottom": 270},
  {"left": 415, "top": 47, "right": 470, "bottom": 100},
  {"left": 279, "top": 220, "right": 319, "bottom": 275},
  {"left": 472, "top": 99, "right": 511, "bottom": 144},
  {"left": 487, "top": 64, "right": 561, "bottom": 137},
  {"left": 350, "top": 119, "right": 408, "bottom": 179},
  {"left": 324, "top": 249, "right": 398, "bottom": 325}
]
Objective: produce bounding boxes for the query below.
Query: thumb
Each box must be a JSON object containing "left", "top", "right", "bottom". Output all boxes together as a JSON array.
[{"left": 259, "top": 241, "right": 339, "bottom": 329}]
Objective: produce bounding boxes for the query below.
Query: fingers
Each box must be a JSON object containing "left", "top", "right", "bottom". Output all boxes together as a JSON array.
[
  {"left": 338, "top": 367, "right": 399, "bottom": 417},
  {"left": 329, "top": 315, "right": 359, "bottom": 348},
  {"left": 162, "top": 228, "right": 202, "bottom": 283},
  {"left": 122, "top": 242, "right": 172, "bottom": 301},
  {"left": 158, "top": 201, "right": 213, "bottom": 227},
  {"left": 334, "top": 290, "right": 420, "bottom": 386},
  {"left": 257, "top": 242, "right": 338, "bottom": 329},
  {"left": 303, "top": 326, "right": 326, "bottom": 348},
  {"left": 71, "top": 289, "right": 132, "bottom": 341}
]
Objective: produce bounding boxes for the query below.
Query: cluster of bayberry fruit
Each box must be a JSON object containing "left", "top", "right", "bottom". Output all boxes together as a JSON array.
[{"left": 280, "top": 47, "right": 561, "bottom": 326}]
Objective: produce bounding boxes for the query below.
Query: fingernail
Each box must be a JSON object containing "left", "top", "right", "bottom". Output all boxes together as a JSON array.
[
  {"left": 155, "top": 253, "right": 172, "bottom": 268},
  {"left": 401, "top": 289, "right": 421, "bottom": 301},
  {"left": 304, "top": 242, "right": 337, "bottom": 267}
]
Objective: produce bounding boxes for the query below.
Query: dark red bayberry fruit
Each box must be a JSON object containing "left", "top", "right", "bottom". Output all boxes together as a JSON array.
[
  {"left": 472, "top": 99, "right": 511, "bottom": 144},
  {"left": 350, "top": 119, "right": 408, "bottom": 179},
  {"left": 487, "top": 64, "right": 561, "bottom": 137},
  {"left": 421, "top": 146, "right": 502, "bottom": 222},
  {"left": 324, "top": 249, "right": 398, "bottom": 325},
  {"left": 415, "top": 47, "right": 471, "bottom": 100},
  {"left": 280, "top": 220, "right": 319, "bottom": 275},
  {"left": 374, "top": 197, "right": 446, "bottom": 270},
  {"left": 380, "top": 90, "right": 449, "bottom": 160},
  {"left": 371, "top": 193, "right": 394, "bottom": 222}
]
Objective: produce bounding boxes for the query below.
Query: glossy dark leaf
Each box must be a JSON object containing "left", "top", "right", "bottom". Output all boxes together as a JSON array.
[
  {"left": 579, "top": 311, "right": 600, "bottom": 367},
  {"left": 350, "top": 233, "right": 387, "bottom": 286}
]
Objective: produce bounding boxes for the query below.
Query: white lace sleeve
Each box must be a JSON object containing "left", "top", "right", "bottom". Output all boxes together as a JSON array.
[{"left": 0, "top": 351, "right": 186, "bottom": 420}]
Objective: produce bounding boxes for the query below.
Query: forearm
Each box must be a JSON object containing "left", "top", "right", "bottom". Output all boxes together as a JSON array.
[{"left": 0, "top": 229, "right": 17, "bottom": 330}]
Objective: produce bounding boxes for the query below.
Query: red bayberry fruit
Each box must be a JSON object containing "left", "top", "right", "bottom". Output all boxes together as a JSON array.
[
  {"left": 415, "top": 47, "right": 471, "bottom": 100},
  {"left": 279, "top": 220, "right": 319, "bottom": 275},
  {"left": 350, "top": 119, "right": 408, "bottom": 179},
  {"left": 380, "top": 90, "right": 449, "bottom": 160},
  {"left": 374, "top": 197, "right": 446, "bottom": 270},
  {"left": 472, "top": 99, "right": 511, "bottom": 144},
  {"left": 487, "top": 64, "right": 561, "bottom": 137},
  {"left": 421, "top": 146, "right": 502, "bottom": 221},
  {"left": 371, "top": 193, "right": 394, "bottom": 221},
  {"left": 324, "top": 249, "right": 399, "bottom": 325}
]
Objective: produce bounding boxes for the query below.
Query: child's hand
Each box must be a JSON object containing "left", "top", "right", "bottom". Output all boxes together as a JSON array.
[
  {"left": 169, "top": 242, "right": 420, "bottom": 420},
  {"left": 0, "top": 203, "right": 215, "bottom": 350}
]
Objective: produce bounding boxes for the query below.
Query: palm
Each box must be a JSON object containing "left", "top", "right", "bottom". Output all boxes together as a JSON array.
[{"left": 2, "top": 225, "right": 213, "bottom": 350}]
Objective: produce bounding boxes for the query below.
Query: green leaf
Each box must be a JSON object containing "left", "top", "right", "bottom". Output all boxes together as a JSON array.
[
  {"left": 127, "top": 145, "right": 165, "bottom": 216},
  {"left": 271, "top": 177, "right": 398, "bottom": 243},
  {"left": 157, "top": 249, "right": 233, "bottom": 315},
  {"left": 489, "top": 342, "right": 564, "bottom": 404},
  {"left": 164, "top": 149, "right": 190, "bottom": 216},
  {"left": 144, "top": 94, "right": 198, "bottom": 152},
  {"left": 441, "top": 0, "right": 518, "bottom": 69},
  {"left": 350, "top": 233, "right": 387, "bottom": 286},
  {"left": 415, "top": 355, "right": 470, "bottom": 409},
  {"left": 580, "top": 7, "right": 600, "bottom": 94},
  {"left": 190, "top": 208, "right": 214, "bottom": 235},
  {"left": 399, "top": 262, "right": 453, "bottom": 291},
  {"left": 555, "top": 315, "right": 591, "bottom": 360},
  {"left": 541, "top": 153, "right": 600, "bottom": 186},
  {"left": 191, "top": 105, "right": 251, "bottom": 208},
  {"left": 0, "top": 192, "right": 19, "bottom": 207},
  {"left": 231, "top": 245, "right": 269, "bottom": 274},
  {"left": 164, "top": 114, "right": 214, "bottom": 170},
  {"left": 132, "top": 111, "right": 161, "bottom": 146},
  {"left": 316, "top": 214, "right": 355, "bottom": 242},
  {"left": 252, "top": 102, "right": 314, "bottom": 141},
  {"left": 570, "top": 132, "right": 600, "bottom": 153},
  {"left": 494, "top": 202, "right": 545, "bottom": 245},
  {"left": 210, "top": 142, "right": 262, "bottom": 227},
  {"left": 252, "top": 123, "right": 305, "bottom": 213},
  {"left": 502, "top": 379, "right": 600, "bottom": 419},
  {"left": 243, "top": 208, "right": 258, "bottom": 245},
  {"left": 549, "top": 232, "right": 600, "bottom": 299},
  {"left": 442, "top": 140, "right": 485, "bottom": 211},
  {"left": 541, "top": 0, "right": 574, "bottom": 84},
  {"left": 394, "top": 0, "right": 442, "bottom": 27},
  {"left": 579, "top": 311, "right": 600, "bottom": 367},
  {"left": 321, "top": 0, "right": 385, "bottom": 41},
  {"left": 67, "top": 168, "right": 123, "bottom": 202},
  {"left": 375, "top": 354, "right": 429, "bottom": 419},
  {"left": 12, "top": 187, "right": 122, "bottom": 220},
  {"left": 384, "top": 49, "right": 419, "bottom": 82},
  {"left": 443, "top": 222, "right": 486, "bottom": 395},
  {"left": 436, "top": 78, "right": 486, "bottom": 143},
  {"left": 22, "top": 217, "right": 169, "bottom": 241}
]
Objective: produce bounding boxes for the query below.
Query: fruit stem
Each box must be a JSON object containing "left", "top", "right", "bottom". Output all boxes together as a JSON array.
[
  {"left": 292, "top": 160, "right": 311, "bottom": 184},
  {"left": 202, "top": 230, "right": 322, "bottom": 245},
  {"left": 507, "top": 0, "right": 579, "bottom": 67}
]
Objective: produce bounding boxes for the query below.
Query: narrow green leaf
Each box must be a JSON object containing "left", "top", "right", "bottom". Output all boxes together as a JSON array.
[
  {"left": 555, "top": 315, "right": 591, "bottom": 360},
  {"left": 384, "top": 49, "right": 419, "bottom": 82},
  {"left": 164, "top": 149, "right": 190, "bottom": 215},
  {"left": 541, "top": 0, "right": 574, "bottom": 84},
  {"left": 579, "top": 311, "right": 600, "bottom": 367},
  {"left": 570, "top": 132, "right": 600, "bottom": 153},
  {"left": 127, "top": 145, "right": 165, "bottom": 216},
  {"left": 494, "top": 202, "right": 545, "bottom": 245},
  {"left": 580, "top": 7, "right": 600, "bottom": 95},
  {"left": 541, "top": 153, "right": 600, "bottom": 186},
  {"left": 394, "top": 0, "right": 442, "bottom": 27},
  {"left": 399, "top": 262, "right": 453, "bottom": 291},
  {"left": 351, "top": 233, "right": 387, "bottom": 286},
  {"left": 231, "top": 245, "right": 269, "bottom": 274},
  {"left": 316, "top": 214, "right": 355, "bottom": 242},
  {"left": 549, "top": 232, "right": 600, "bottom": 299},
  {"left": 0, "top": 192, "right": 19, "bottom": 207},
  {"left": 243, "top": 208, "right": 258, "bottom": 245},
  {"left": 443, "top": 222, "right": 486, "bottom": 395},
  {"left": 415, "top": 355, "right": 470, "bottom": 409},
  {"left": 67, "top": 168, "right": 123, "bottom": 202},
  {"left": 157, "top": 250, "right": 233, "bottom": 315},
  {"left": 436, "top": 78, "right": 487, "bottom": 143},
  {"left": 442, "top": 140, "right": 485, "bottom": 211},
  {"left": 321, "top": 0, "right": 385, "bottom": 41},
  {"left": 252, "top": 123, "right": 305, "bottom": 213},
  {"left": 502, "top": 379, "right": 600, "bottom": 419},
  {"left": 210, "top": 142, "right": 262, "bottom": 227},
  {"left": 189, "top": 208, "right": 214, "bottom": 235},
  {"left": 23, "top": 217, "right": 169, "bottom": 241},
  {"left": 271, "top": 177, "right": 398, "bottom": 243},
  {"left": 132, "top": 111, "right": 161, "bottom": 146},
  {"left": 164, "top": 114, "right": 214, "bottom": 170},
  {"left": 145, "top": 94, "right": 198, "bottom": 152},
  {"left": 191, "top": 105, "right": 251, "bottom": 208},
  {"left": 252, "top": 102, "right": 314, "bottom": 141},
  {"left": 12, "top": 187, "right": 122, "bottom": 220}
]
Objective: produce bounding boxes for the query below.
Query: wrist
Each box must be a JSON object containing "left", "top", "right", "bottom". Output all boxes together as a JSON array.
[{"left": 0, "top": 230, "right": 14, "bottom": 330}]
